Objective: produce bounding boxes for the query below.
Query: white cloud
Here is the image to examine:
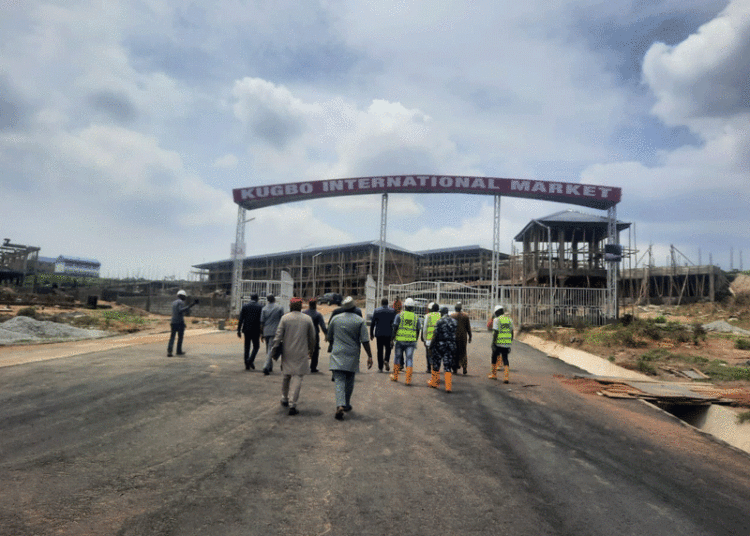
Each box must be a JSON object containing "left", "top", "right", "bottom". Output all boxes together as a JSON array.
[
  {"left": 643, "top": 0, "right": 750, "bottom": 126},
  {"left": 213, "top": 153, "right": 239, "bottom": 168}
]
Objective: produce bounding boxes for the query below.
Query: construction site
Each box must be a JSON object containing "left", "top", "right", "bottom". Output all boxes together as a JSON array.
[{"left": 1, "top": 205, "right": 739, "bottom": 328}]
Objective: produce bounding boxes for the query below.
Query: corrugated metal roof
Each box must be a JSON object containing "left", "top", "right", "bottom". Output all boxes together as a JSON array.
[
  {"left": 56, "top": 255, "right": 101, "bottom": 266},
  {"left": 514, "top": 209, "right": 630, "bottom": 241},
  {"left": 193, "top": 240, "right": 414, "bottom": 268},
  {"left": 416, "top": 245, "right": 498, "bottom": 256}
]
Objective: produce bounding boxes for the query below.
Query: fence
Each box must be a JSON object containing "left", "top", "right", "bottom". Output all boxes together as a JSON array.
[
  {"left": 365, "top": 274, "right": 376, "bottom": 320},
  {"left": 387, "top": 282, "right": 607, "bottom": 328},
  {"left": 236, "top": 271, "right": 293, "bottom": 315},
  {"left": 497, "top": 286, "right": 607, "bottom": 327},
  {"left": 388, "top": 281, "right": 490, "bottom": 328}
]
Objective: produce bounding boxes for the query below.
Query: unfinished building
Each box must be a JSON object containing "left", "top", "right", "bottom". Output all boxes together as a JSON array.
[
  {"left": 194, "top": 240, "right": 419, "bottom": 299},
  {"left": 416, "top": 245, "right": 505, "bottom": 283},
  {"left": 514, "top": 210, "right": 631, "bottom": 287},
  {"left": 0, "top": 239, "right": 40, "bottom": 285}
]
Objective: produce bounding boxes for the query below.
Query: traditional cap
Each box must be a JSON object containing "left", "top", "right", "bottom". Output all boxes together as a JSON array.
[
  {"left": 177, "top": 290, "right": 187, "bottom": 297},
  {"left": 341, "top": 296, "right": 356, "bottom": 310}
]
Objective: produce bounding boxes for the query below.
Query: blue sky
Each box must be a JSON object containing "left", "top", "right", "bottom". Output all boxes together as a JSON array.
[{"left": 1, "top": 0, "right": 748, "bottom": 279}]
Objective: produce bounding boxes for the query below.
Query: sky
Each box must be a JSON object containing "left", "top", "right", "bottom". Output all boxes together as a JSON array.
[{"left": 1, "top": 0, "right": 748, "bottom": 280}]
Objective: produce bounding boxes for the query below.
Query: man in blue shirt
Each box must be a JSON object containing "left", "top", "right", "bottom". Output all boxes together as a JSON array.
[
  {"left": 168, "top": 289, "right": 198, "bottom": 357},
  {"left": 369, "top": 297, "right": 396, "bottom": 372}
]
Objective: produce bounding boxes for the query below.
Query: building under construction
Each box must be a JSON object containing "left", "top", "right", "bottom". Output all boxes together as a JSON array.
[
  {"left": 513, "top": 210, "right": 631, "bottom": 288},
  {"left": 0, "top": 239, "right": 40, "bottom": 285},
  {"left": 193, "top": 241, "right": 514, "bottom": 300},
  {"left": 194, "top": 240, "right": 419, "bottom": 299}
]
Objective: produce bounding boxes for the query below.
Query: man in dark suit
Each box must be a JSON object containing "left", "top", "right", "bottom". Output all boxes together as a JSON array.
[{"left": 237, "top": 293, "right": 263, "bottom": 370}]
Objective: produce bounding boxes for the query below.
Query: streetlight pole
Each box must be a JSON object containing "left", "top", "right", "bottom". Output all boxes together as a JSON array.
[
  {"left": 299, "top": 243, "right": 313, "bottom": 298},
  {"left": 312, "top": 252, "right": 323, "bottom": 298}
]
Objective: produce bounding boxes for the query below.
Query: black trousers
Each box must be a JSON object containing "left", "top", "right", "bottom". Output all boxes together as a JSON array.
[
  {"left": 168, "top": 323, "right": 185, "bottom": 354},
  {"left": 310, "top": 335, "right": 321, "bottom": 371},
  {"left": 491, "top": 346, "right": 511, "bottom": 366},
  {"left": 376, "top": 336, "right": 392, "bottom": 370},
  {"left": 243, "top": 332, "right": 260, "bottom": 367}
]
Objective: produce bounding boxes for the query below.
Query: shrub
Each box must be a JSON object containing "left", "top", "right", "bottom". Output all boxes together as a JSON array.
[
  {"left": 640, "top": 322, "right": 662, "bottom": 341},
  {"left": 620, "top": 314, "right": 634, "bottom": 327},
  {"left": 738, "top": 411, "right": 750, "bottom": 424},
  {"left": 640, "top": 348, "right": 672, "bottom": 362},
  {"left": 735, "top": 338, "right": 750, "bottom": 351},
  {"left": 16, "top": 307, "right": 36, "bottom": 318},
  {"left": 692, "top": 323, "right": 707, "bottom": 345},
  {"left": 636, "top": 357, "right": 657, "bottom": 375},
  {"left": 654, "top": 315, "right": 667, "bottom": 323}
]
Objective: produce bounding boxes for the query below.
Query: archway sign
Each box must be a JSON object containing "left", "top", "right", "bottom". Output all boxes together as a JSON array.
[{"left": 231, "top": 176, "right": 622, "bottom": 318}]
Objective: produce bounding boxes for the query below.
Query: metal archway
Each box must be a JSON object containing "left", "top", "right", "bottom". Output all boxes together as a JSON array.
[{"left": 231, "top": 176, "right": 622, "bottom": 318}]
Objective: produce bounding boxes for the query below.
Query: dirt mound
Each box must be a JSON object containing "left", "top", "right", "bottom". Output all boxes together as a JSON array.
[{"left": 731, "top": 274, "right": 750, "bottom": 294}]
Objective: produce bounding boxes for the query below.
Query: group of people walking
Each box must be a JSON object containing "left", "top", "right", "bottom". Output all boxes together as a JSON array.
[{"left": 234, "top": 292, "right": 515, "bottom": 419}]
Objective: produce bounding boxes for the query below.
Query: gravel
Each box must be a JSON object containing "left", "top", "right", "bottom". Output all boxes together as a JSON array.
[
  {"left": 0, "top": 316, "right": 109, "bottom": 345},
  {"left": 702, "top": 320, "right": 750, "bottom": 336}
]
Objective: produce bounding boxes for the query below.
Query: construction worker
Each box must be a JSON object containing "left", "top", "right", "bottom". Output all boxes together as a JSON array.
[
  {"left": 421, "top": 302, "right": 441, "bottom": 374},
  {"left": 167, "top": 289, "right": 198, "bottom": 357},
  {"left": 489, "top": 305, "right": 514, "bottom": 383},
  {"left": 390, "top": 297, "right": 420, "bottom": 385},
  {"left": 427, "top": 306, "right": 457, "bottom": 392}
]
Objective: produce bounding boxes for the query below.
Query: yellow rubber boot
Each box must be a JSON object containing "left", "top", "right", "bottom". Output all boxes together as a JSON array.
[
  {"left": 427, "top": 370, "right": 439, "bottom": 388},
  {"left": 503, "top": 365, "right": 510, "bottom": 384},
  {"left": 488, "top": 363, "right": 497, "bottom": 380},
  {"left": 445, "top": 371, "right": 452, "bottom": 393},
  {"left": 405, "top": 366, "right": 413, "bottom": 385},
  {"left": 390, "top": 364, "right": 401, "bottom": 382}
]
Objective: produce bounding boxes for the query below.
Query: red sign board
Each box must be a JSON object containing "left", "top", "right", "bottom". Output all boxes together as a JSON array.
[{"left": 233, "top": 176, "right": 621, "bottom": 211}]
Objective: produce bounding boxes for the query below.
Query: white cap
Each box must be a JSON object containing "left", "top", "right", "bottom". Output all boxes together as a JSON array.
[
  {"left": 404, "top": 298, "right": 415, "bottom": 307},
  {"left": 177, "top": 289, "right": 187, "bottom": 297},
  {"left": 494, "top": 305, "right": 504, "bottom": 314}
]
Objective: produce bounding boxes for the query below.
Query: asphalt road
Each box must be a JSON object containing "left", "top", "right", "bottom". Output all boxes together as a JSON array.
[{"left": 1, "top": 329, "right": 749, "bottom": 536}]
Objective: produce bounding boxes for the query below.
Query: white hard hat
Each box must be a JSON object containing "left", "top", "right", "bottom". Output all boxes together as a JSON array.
[
  {"left": 177, "top": 289, "right": 187, "bottom": 297},
  {"left": 427, "top": 302, "right": 434, "bottom": 309},
  {"left": 404, "top": 298, "right": 415, "bottom": 307},
  {"left": 494, "top": 305, "right": 504, "bottom": 314}
]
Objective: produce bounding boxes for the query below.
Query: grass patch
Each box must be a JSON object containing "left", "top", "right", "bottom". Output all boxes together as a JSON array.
[
  {"left": 16, "top": 307, "right": 37, "bottom": 318},
  {"left": 738, "top": 411, "right": 750, "bottom": 425},
  {"left": 98, "top": 310, "right": 148, "bottom": 325},
  {"left": 735, "top": 338, "right": 750, "bottom": 350},
  {"left": 703, "top": 361, "right": 750, "bottom": 381}
]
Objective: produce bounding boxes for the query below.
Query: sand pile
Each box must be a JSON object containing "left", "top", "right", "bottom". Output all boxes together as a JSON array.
[
  {"left": 0, "top": 316, "right": 109, "bottom": 345},
  {"left": 731, "top": 274, "right": 750, "bottom": 294}
]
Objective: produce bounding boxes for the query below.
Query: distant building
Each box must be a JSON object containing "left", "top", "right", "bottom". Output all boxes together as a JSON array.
[
  {"left": 194, "top": 240, "right": 419, "bottom": 299},
  {"left": 54, "top": 256, "right": 101, "bottom": 278},
  {"left": 37, "top": 256, "right": 57, "bottom": 274},
  {"left": 416, "top": 245, "right": 508, "bottom": 284}
]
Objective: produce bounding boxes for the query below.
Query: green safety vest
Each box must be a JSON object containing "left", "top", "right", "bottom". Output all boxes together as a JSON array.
[
  {"left": 395, "top": 311, "right": 418, "bottom": 342},
  {"left": 424, "top": 312, "right": 440, "bottom": 341},
  {"left": 494, "top": 316, "right": 513, "bottom": 347}
]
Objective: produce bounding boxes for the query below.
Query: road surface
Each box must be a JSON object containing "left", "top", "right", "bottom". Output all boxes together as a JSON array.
[{"left": 1, "top": 328, "right": 749, "bottom": 535}]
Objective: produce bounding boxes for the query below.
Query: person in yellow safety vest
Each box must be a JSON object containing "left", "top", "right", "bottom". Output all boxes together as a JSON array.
[
  {"left": 390, "top": 297, "right": 421, "bottom": 385},
  {"left": 421, "top": 302, "right": 440, "bottom": 373},
  {"left": 489, "top": 305, "right": 514, "bottom": 383}
]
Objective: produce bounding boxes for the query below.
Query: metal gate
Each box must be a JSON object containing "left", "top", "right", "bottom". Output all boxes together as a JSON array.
[
  {"left": 365, "top": 274, "right": 376, "bottom": 321},
  {"left": 388, "top": 281, "right": 490, "bottom": 328},
  {"left": 498, "top": 286, "right": 607, "bottom": 327},
  {"left": 235, "top": 270, "right": 293, "bottom": 315}
]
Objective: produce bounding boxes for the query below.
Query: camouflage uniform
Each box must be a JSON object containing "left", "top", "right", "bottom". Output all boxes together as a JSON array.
[{"left": 431, "top": 315, "right": 457, "bottom": 372}]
